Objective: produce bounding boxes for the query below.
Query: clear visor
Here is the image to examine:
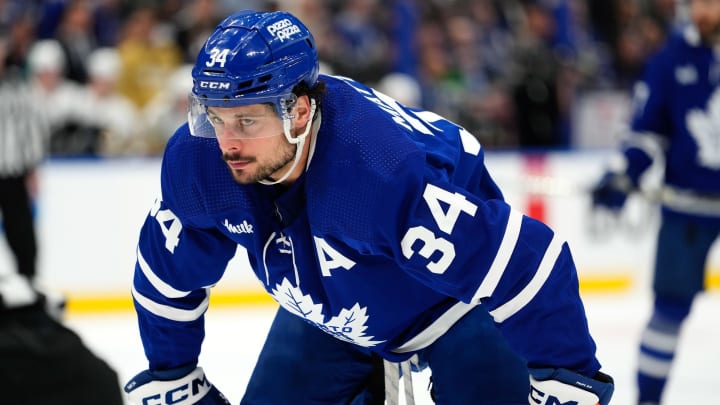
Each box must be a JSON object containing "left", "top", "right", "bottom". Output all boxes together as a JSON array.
[{"left": 188, "top": 93, "right": 291, "bottom": 139}]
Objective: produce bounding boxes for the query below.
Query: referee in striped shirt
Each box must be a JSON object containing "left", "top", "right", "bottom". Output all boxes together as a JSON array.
[
  {"left": 0, "top": 31, "right": 125, "bottom": 405},
  {"left": 0, "top": 34, "right": 49, "bottom": 282}
]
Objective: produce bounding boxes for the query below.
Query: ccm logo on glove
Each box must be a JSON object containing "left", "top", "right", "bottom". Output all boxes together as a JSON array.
[
  {"left": 132, "top": 376, "right": 210, "bottom": 404},
  {"left": 125, "top": 367, "right": 228, "bottom": 405}
]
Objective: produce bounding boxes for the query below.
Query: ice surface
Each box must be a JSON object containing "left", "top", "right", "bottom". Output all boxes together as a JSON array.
[{"left": 66, "top": 291, "right": 720, "bottom": 405}]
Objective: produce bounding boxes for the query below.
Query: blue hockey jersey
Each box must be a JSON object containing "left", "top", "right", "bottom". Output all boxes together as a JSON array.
[
  {"left": 132, "top": 75, "right": 601, "bottom": 376},
  {"left": 624, "top": 25, "right": 720, "bottom": 219}
]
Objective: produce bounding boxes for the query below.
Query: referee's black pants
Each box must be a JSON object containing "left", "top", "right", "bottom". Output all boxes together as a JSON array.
[{"left": 0, "top": 173, "right": 37, "bottom": 280}]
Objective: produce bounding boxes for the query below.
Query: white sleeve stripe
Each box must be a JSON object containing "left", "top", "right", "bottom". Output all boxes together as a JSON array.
[
  {"left": 131, "top": 285, "right": 209, "bottom": 322},
  {"left": 459, "top": 127, "right": 481, "bottom": 156},
  {"left": 392, "top": 300, "right": 479, "bottom": 353},
  {"left": 489, "top": 234, "right": 564, "bottom": 323},
  {"left": 471, "top": 209, "right": 523, "bottom": 303},
  {"left": 137, "top": 247, "right": 190, "bottom": 299}
]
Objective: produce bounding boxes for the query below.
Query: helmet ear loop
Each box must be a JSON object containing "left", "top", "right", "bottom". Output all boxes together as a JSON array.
[{"left": 282, "top": 97, "right": 317, "bottom": 145}]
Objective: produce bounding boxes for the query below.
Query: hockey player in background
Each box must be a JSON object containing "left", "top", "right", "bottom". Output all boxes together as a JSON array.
[
  {"left": 125, "top": 9, "right": 614, "bottom": 405},
  {"left": 591, "top": 1, "right": 720, "bottom": 404}
]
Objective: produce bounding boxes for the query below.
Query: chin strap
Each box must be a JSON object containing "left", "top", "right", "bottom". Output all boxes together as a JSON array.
[{"left": 259, "top": 98, "right": 317, "bottom": 186}]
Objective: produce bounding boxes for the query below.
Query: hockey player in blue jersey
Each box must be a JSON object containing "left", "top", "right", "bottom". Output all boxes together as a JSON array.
[
  {"left": 591, "top": 1, "right": 720, "bottom": 404},
  {"left": 124, "top": 9, "right": 614, "bottom": 405}
]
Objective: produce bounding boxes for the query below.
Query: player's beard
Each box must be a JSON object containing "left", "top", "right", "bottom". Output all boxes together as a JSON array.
[{"left": 223, "top": 138, "right": 297, "bottom": 184}]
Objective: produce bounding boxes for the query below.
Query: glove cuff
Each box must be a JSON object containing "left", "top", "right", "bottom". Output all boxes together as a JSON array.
[
  {"left": 126, "top": 367, "right": 213, "bottom": 405},
  {"left": 529, "top": 368, "right": 614, "bottom": 405}
]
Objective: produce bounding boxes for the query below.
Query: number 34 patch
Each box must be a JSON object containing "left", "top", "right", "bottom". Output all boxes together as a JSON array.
[{"left": 401, "top": 183, "right": 477, "bottom": 274}]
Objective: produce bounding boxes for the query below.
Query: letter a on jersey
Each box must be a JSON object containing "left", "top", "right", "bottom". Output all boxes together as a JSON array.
[{"left": 314, "top": 236, "right": 356, "bottom": 277}]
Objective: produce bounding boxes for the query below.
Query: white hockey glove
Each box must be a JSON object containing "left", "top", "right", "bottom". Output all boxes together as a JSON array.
[
  {"left": 529, "top": 368, "right": 614, "bottom": 405},
  {"left": 125, "top": 366, "right": 230, "bottom": 405}
]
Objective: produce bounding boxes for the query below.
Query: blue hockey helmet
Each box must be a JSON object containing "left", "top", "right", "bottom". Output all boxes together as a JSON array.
[{"left": 189, "top": 10, "right": 319, "bottom": 138}]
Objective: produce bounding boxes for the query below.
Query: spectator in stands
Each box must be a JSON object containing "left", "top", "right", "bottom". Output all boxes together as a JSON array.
[
  {"left": 78, "top": 47, "right": 144, "bottom": 155},
  {"left": 507, "top": 1, "right": 565, "bottom": 147},
  {"left": 27, "top": 39, "right": 94, "bottom": 156},
  {"left": 115, "top": 5, "right": 183, "bottom": 110},
  {"left": 376, "top": 71, "right": 422, "bottom": 108},
  {"left": 172, "top": 0, "right": 223, "bottom": 63},
  {"left": 53, "top": 0, "right": 100, "bottom": 84},
  {"left": 326, "top": 0, "right": 392, "bottom": 84},
  {"left": 142, "top": 64, "right": 193, "bottom": 154},
  {"left": 1, "top": 9, "right": 36, "bottom": 70},
  {"left": 92, "top": 0, "right": 125, "bottom": 47},
  {"left": 1, "top": 0, "right": 681, "bottom": 152}
]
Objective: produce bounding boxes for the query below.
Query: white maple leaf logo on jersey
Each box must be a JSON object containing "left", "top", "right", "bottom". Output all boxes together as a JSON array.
[
  {"left": 687, "top": 89, "right": 720, "bottom": 169},
  {"left": 270, "top": 278, "right": 385, "bottom": 347}
]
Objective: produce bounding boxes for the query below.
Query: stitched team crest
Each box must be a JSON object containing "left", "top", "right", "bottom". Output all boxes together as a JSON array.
[{"left": 270, "top": 278, "right": 385, "bottom": 347}]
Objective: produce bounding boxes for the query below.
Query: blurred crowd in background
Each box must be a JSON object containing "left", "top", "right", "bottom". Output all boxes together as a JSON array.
[{"left": 0, "top": 0, "right": 683, "bottom": 157}]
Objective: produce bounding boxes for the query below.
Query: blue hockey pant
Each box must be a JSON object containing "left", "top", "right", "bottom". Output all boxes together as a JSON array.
[
  {"left": 241, "top": 305, "right": 529, "bottom": 404},
  {"left": 653, "top": 214, "right": 720, "bottom": 300}
]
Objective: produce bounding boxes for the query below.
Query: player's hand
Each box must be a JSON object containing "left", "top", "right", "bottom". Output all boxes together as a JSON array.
[
  {"left": 125, "top": 366, "right": 230, "bottom": 405},
  {"left": 591, "top": 172, "right": 634, "bottom": 210},
  {"left": 529, "top": 368, "right": 614, "bottom": 405}
]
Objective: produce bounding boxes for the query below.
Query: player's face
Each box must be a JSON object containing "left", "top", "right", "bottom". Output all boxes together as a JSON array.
[
  {"left": 690, "top": 0, "right": 720, "bottom": 40},
  {"left": 211, "top": 104, "right": 296, "bottom": 184}
]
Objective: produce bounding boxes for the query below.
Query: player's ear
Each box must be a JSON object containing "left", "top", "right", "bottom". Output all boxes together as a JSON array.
[{"left": 293, "top": 95, "right": 312, "bottom": 129}]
